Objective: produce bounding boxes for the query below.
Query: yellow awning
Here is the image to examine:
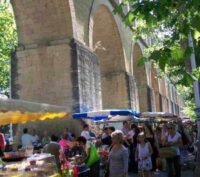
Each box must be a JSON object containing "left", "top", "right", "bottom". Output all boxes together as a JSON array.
[
  {"left": 0, "top": 99, "right": 70, "bottom": 125},
  {"left": 0, "top": 111, "right": 69, "bottom": 126}
]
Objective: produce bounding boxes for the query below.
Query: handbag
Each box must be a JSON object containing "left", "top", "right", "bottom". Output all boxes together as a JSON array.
[{"left": 159, "top": 146, "right": 177, "bottom": 158}]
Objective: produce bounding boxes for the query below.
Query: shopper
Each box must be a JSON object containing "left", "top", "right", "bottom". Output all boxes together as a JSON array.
[
  {"left": 109, "top": 130, "right": 129, "bottom": 177},
  {"left": 0, "top": 130, "right": 6, "bottom": 156},
  {"left": 81, "top": 124, "right": 95, "bottom": 141},
  {"left": 136, "top": 132, "right": 153, "bottom": 177},
  {"left": 144, "top": 124, "right": 159, "bottom": 171},
  {"left": 163, "top": 123, "right": 182, "bottom": 177},
  {"left": 121, "top": 121, "right": 130, "bottom": 136}
]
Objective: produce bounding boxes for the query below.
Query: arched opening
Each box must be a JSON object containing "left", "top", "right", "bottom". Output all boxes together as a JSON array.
[
  {"left": 12, "top": 0, "right": 75, "bottom": 45},
  {"left": 92, "top": 5, "right": 128, "bottom": 109},
  {"left": 151, "top": 66, "right": 161, "bottom": 111},
  {"left": 11, "top": 0, "right": 84, "bottom": 139},
  {"left": 132, "top": 43, "right": 149, "bottom": 112},
  {"left": 11, "top": 0, "right": 76, "bottom": 105},
  {"left": 159, "top": 78, "right": 169, "bottom": 112}
]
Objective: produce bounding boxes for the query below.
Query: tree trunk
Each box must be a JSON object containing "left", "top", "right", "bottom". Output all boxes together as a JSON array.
[
  {"left": 194, "top": 141, "right": 200, "bottom": 177},
  {"left": 188, "top": 33, "right": 200, "bottom": 177}
]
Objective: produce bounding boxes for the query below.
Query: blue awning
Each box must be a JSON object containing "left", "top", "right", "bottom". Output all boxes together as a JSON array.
[{"left": 72, "top": 109, "right": 141, "bottom": 121}]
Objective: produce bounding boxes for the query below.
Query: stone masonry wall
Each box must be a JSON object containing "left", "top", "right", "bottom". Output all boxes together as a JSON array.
[
  {"left": 70, "top": 39, "right": 101, "bottom": 112},
  {"left": 13, "top": 43, "right": 73, "bottom": 107},
  {"left": 10, "top": 0, "right": 184, "bottom": 131}
]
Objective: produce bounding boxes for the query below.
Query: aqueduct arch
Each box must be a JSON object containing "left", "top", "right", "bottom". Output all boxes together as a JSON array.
[
  {"left": 11, "top": 0, "right": 76, "bottom": 46},
  {"left": 11, "top": 0, "right": 78, "bottom": 107},
  {"left": 10, "top": 0, "right": 87, "bottom": 138},
  {"left": 10, "top": 0, "right": 185, "bottom": 137},
  {"left": 91, "top": 5, "right": 129, "bottom": 109},
  {"left": 132, "top": 43, "right": 149, "bottom": 112}
]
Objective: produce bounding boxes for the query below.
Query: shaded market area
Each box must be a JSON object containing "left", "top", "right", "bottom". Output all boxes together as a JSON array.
[
  {"left": 0, "top": 0, "right": 199, "bottom": 177},
  {"left": 0, "top": 99, "right": 196, "bottom": 177}
]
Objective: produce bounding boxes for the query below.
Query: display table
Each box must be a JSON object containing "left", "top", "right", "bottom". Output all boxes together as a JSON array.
[{"left": 0, "top": 153, "right": 60, "bottom": 177}]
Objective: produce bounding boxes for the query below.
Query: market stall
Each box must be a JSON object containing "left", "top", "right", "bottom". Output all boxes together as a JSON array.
[
  {"left": 181, "top": 117, "right": 194, "bottom": 123},
  {"left": 0, "top": 153, "right": 60, "bottom": 177},
  {"left": 73, "top": 109, "right": 141, "bottom": 131},
  {"left": 73, "top": 109, "right": 141, "bottom": 171},
  {"left": 0, "top": 99, "right": 71, "bottom": 177},
  {"left": 141, "top": 112, "right": 180, "bottom": 123}
]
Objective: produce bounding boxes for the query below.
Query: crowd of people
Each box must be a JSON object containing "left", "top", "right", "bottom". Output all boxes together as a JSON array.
[{"left": 0, "top": 120, "right": 197, "bottom": 177}]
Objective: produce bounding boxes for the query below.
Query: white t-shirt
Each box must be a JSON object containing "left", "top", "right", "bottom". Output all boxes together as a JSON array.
[
  {"left": 81, "top": 130, "right": 91, "bottom": 140},
  {"left": 21, "top": 134, "right": 33, "bottom": 148},
  {"left": 167, "top": 132, "right": 181, "bottom": 155}
]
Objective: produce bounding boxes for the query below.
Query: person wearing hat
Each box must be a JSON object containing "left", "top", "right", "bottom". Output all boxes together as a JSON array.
[{"left": 163, "top": 123, "right": 182, "bottom": 177}]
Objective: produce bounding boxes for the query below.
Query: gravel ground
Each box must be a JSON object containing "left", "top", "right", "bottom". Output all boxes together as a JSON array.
[{"left": 127, "top": 170, "right": 194, "bottom": 177}]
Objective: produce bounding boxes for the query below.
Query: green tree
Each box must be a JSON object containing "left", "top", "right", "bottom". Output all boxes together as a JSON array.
[
  {"left": 176, "top": 85, "right": 196, "bottom": 119},
  {"left": 114, "top": 0, "right": 200, "bottom": 175},
  {"left": 113, "top": 0, "right": 200, "bottom": 115},
  {"left": 0, "top": 1, "right": 17, "bottom": 93},
  {"left": 114, "top": 0, "right": 200, "bottom": 83}
]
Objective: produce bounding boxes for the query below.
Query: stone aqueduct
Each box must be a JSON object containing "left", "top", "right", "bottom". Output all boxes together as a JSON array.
[{"left": 10, "top": 0, "right": 184, "bottom": 122}]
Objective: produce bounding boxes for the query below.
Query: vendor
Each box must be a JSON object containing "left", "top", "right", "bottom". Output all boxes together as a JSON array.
[
  {"left": 43, "top": 135, "right": 61, "bottom": 171},
  {"left": 77, "top": 136, "right": 100, "bottom": 177},
  {"left": 21, "top": 128, "right": 33, "bottom": 148},
  {"left": 41, "top": 131, "right": 51, "bottom": 147},
  {"left": 32, "top": 129, "right": 40, "bottom": 148},
  {"left": 76, "top": 137, "right": 88, "bottom": 163}
]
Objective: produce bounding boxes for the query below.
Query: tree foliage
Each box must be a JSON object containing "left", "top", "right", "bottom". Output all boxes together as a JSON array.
[
  {"left": 115, "top": 0, "right": 200, "bottom": 83},
  {"left": 176, "top": 85, "right": 196, "bottom": 119},
  {"left": 114, "top": 0, "right": 200, "bottom": 118},
  {"left": 0, "top": 1, "right": 17, "bottom": 93}
]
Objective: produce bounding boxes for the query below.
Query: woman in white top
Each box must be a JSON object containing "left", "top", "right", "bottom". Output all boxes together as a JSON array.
[
  {"left": 163, "top": 123, "right": 182, "bottom": 177},
  {"left": 136, "top": 132, "right": 153, "bottom": 177}
]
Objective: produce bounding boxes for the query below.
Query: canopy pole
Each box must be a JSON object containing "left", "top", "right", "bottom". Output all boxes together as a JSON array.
[
  {"left": 9, "top": 58, "right": 13, "bottom": 142},
  {"left": 9, "top": 123, "right": 13, "bottom": 142}
]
